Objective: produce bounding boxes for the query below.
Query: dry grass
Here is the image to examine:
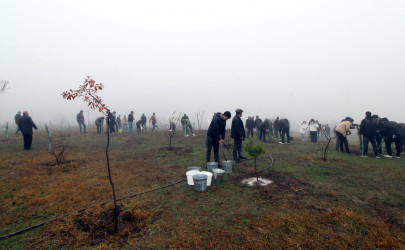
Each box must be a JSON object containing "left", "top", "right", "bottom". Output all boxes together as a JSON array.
[{"left": 0, "top": 129, "right": 404, "bottom": 248}]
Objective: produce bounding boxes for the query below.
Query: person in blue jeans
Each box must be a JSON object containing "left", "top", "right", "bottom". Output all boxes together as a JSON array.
[{"left": 128, "top": 111, "right": 134, "bottom": 133}]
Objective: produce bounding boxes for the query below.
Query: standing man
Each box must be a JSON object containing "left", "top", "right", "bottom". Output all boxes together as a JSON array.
[
  {"left": 277, "top": 118, "right": 291, "bottom": 144},
  {"left": 206, "top": 111, "right": 231, "bottom": 164},
  {"left": 246, "top": 116, "right": 254, "bottom": 139},
  {"left": 254, "top": 115, "right": 263, "bottom": 139},
  {"left": 122, "top": 115, "right": 128, "bottom": 132},
  {"left": 273, "top": 117, "right": 280, "bottom": 138},
  {"left": 359, "top": 111, "right": 379, "bottom": 158},
  {"left": 18, "top": 111, "right": 37, "bottom": 150},
  {"left": 149, "top": 112, "right": 157, "bottom": 132},
  {"left": 76, "top": 110, "right": 86, "bottom": 133},
  {"left": 379, "top": 118, "right": 401, "bottom": 158},
  {"left": 14, "top": 111, "right": 22, "bottom": 134},
  {"left": 109, "top": 111, "right": 117, "bottom": 133},
  {"left": 116, "top": 115, "right": 122, "bottom": 131},
  {"left": 231, "top": 109, "right": 247, "bottom": 161},
  {"left": 128, "top": 111, "right": 134, "bottom": 133},
  {"left": 373, "top": 115, "right": 384, "bottom": 155}
]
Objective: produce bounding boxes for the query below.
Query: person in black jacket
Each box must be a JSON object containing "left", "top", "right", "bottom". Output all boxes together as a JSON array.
[
  {"left": 372, "top": 115, "right": 384, "bottom": 155},
  {"left": 245, "top": 116, "right": 254, "bottom": 138},
  {"left": 15, "top": 111, "right": 22, "bottom": 134},
  {"left": 18, "top": 111, "right": 38, "bottom": 150},
  {"left": 231, "top": 109, "right": 247, "bottom": 161},
  {"left": 128, "top": 111, "right": 134, "bottom": 133},
  {"left": 206, "top": 111, "right": 231, "bottom": 164},
  {"left": 108, "top": 111, "right": 117, "bottom": 133},
  {"left": 258, "top": 120, "right": 270, "bottom": 142},
  {"left": 359, "top": 111, "right": 379, "bottom": 158},
  {"left": 254, "top": 115, "right": 263, "bottom": 139},
  {"left": 276, "top": 118, "right": 291, "bottom": 144},
  {"left": 378, "top": 118, "right": 401, "bottom": 158},
  {"left": 273, "top": 117, "right": 280, "bottom": 138},
  {"left": 141, "top": 114, "right": 147, "bottom": 131}
]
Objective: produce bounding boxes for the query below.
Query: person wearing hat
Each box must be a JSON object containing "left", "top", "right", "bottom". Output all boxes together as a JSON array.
[
  {"left": 378, "top": 118, "right": 401, "bottom": 158},
  {"left": 76, "top": 110, "right": 86, "bottom": 133},
  {"left": 231, "top": 109, "right": 247, "bottom": 161},
  {"left": 359, "top": 111, "right": 379, "bottom": 158},
  {"left": 206, "top": 111, "right": 231, "bottom": 164}
]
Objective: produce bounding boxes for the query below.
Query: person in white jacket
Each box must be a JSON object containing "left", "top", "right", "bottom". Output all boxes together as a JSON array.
[
  {"left": 309, "top": 118, "right": 319, "bottom": 143},
  {"left": 299, "top": 121, "right": 308, "bottom": 141}
]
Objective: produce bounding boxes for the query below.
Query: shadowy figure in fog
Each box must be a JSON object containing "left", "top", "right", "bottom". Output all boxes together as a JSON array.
[
  {"left": 150, "top": 112, "right": 157, "bottom": 132},
  {"left": 254, "top": 115, "right": 262, "bottom": 139},
  {"left": 117, "top": 115, "right": 122, "bottom": 131},
  {"left": 181, "top": 114, "right": 195, "bottom": 136},
  {"left": 258, "top": 119, "right": 270, "bottom": 143},
  {"left": 108, "top": 111, "right": 117, "bottom": 133},
  {"left": 95, "top": 117, "right": 105, "bottom": 134},
  {"left": 128, "top": 111, "right": 134, "bottom": 133},
  {"left": 309, "top": 119, "right": 319, "bottom": 143},
  {"left": 141, "top": 114, "right": 147, "bottom": 131},
  {"left": 136, "top": 120, "right": 143, "bottom": 132},
  {"left": 76, "top": 110, "right": 86, "bottom": 133},
  {"left": 245, "top": 116, "right": 254, "bottom": 139},
  {"left": 122, "top": 115, "right": 128, "bottom": 132},
  {"left": 18, "top": 111, "right": 37, "bottom": 150},
  {"left": 15, "top": 111, "right": 22, "bottom": 134}
]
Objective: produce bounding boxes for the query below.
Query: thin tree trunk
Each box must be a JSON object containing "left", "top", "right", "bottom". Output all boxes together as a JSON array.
[
  {"left": 255, "top": 158, "right": 258, "bottom": 183},
  {"left": 106, "top": 112, "right": 118, "bottom": 233}
]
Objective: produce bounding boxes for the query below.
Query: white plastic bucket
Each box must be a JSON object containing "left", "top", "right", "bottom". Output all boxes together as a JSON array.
[
  {"left": 186, "top": 170, "right": 200, "bottom": 185},
  {"left": 200, "top": 171, "right": 213, "bottom": 186}
]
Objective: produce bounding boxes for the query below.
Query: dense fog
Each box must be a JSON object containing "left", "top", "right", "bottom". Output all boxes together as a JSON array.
[{"left": 1, "top": 0, "right": 404, "bottom": 131}]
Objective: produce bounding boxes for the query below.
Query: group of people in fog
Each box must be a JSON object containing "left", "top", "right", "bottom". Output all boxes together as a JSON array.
[{"left": 12, "top": 109, "right": 405, "bottom": 161}]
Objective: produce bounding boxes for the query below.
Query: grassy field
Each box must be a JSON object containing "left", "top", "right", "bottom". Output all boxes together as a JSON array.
[{"left": 0, "top": 127, "right": 404, "bottom": 249}]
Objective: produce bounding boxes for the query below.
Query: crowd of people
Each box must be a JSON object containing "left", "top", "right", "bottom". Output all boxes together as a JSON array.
[{"left": 12, "top": 110, "right": 405, "bottom": 160}]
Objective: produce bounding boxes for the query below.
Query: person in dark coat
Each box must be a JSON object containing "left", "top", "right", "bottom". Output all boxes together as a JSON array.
[
  {"left": 76, "top": 110, "right": 86, "bottom": 133},
  {"left": 141, "top": 114, "right": 147, "bottom": 131},
  {"left": 373, "top": 115, "right": 384, "bottom": 155},
  {"left": 108, "top": 111, "right": 116, "bottom": 133},
  {"left": 359, "top": 111, "right": 379, "bottom": 158},
  {"left": 95, "top": 117, "right": 104, "bottom": 134},
  {"left": 136, "top": 120, "right": 143, "bottom": 132},
  {"left": 379, "top": 118, "right": 401, "bottom": 158},
  {"left": 254, "top": 115, "right": 263, "bottom": 139},
  {"left": 15, "top": 111, "right": 22, "bottom": 134},
  {"left": 231, "top": 109, "right": 246, "bottom": 161},
  {"left": 276, "top": 118, "right": 291, "bottom": 144},
  {"left": 128, "top": 111, "right": 134, "bottom": 133},
  {"left": 245, "top": 116, "right": 254, "bottom": 139},
  {"left": 398, "top": 123, "right": 405, "bottom": 153},
  {"left": 116, "top": 115, "right": 122, "bottom": 131},
  {"left": 206, "top": 111, "right": 231, "bottom": 164},
  {"left": 18, "top": 111, "right": 38, "bottom": 150},
  {"left": 258, "top": 120, "right": 270, "bottom": 142},
  {"left": 273, "top": 117, "right": 280, "bottom": 138}
]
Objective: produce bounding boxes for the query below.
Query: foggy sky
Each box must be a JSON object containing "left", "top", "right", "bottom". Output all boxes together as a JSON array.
[{"left": 1, "top": 0, "right": 404, "bottom": 130}]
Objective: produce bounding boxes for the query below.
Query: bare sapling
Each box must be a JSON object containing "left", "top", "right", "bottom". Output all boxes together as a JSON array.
[
  {"left": 0, "top": 80, "right": 10, "bottom": 94},
  {"left": 62, "top": 76, "right": 119, "bottom": 233},
  {"left": 168, "top": 111, "right": 182, "bottom": 150},
  {"left": 196, "top": 111, "right": 205, "bottom": 135},
  {"left": 322, "top": 132, "right": 336, "bottom": 162}
]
